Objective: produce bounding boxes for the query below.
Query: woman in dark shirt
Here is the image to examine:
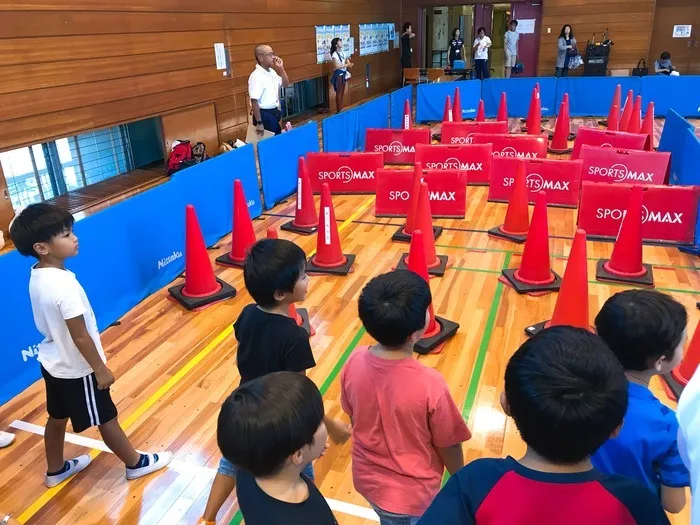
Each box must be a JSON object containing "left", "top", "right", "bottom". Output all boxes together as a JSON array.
[
  {"left": 448, "top": 28, "right": 466, "bottom": 68},
  {"left": 401, "top": 22, "right": 415, "bottom": 69}
]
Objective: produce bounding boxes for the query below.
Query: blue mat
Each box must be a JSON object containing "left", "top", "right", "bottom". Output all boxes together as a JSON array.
[
  {"left": 416, "top": 80, "right": 481, "bottom": 122},
  {"left": 659, "top": 109, "right": 696, "bottom": 185},
  {"left": 322, "top": 109, "right": 360, "bottom": 153},
  {"left": 641, "top": 75, "right": 700, "bottom": 118},
  {"left": 357, "top": 95, "right": 390, "bottom": 150},
  {"left": 481, "top": 77, "right": 557, "bottom": 118},
  {"left": 390, "top": 85, "right": 413, "bottom": 129},
  {"left": 259, "top": 122, "right": 320, "bottom": 208},
  {"left": 555, "top": 77, "right": 641, "bottom": 117}
]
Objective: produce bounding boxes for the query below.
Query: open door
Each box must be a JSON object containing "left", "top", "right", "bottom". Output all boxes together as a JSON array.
[{"left": 511, "top": 1, "right": 542, "bottom": 77}]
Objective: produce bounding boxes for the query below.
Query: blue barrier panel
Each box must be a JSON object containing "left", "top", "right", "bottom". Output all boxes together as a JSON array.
[
  {"left": 670, "top": 127, "right": 700, "bottom": 187},
  {"left": 322, "top": 109, "right": 360, "bottom": 152},
  {"left": 641, "top": 76, "right": 700, "bottom": 117},
  {"left": 172, "top": 145, "right": 262, "bottom": 242},
  {"left": 390, "top": 85, "right": 413, "bottom": 128},
  {"left": 357, "top": 94, "right": 390, "bottom": 150},
  {"left": 481, "top": 77, "right": 557, "bottom": 118},
  {"left": 259, "top": 122, "right": 320, "bottom": 209},
  {"left": 416, "top": 80, "right": 481, "bottom": 122},
  {"left": 555, "top": 77, "right": 641, "bottom": 117},
  {"left": 659, "top": 109, "right": 696, "bottom": 185}
]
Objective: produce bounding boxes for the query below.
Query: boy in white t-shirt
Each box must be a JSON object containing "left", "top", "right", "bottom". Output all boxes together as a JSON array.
[
  {"left": 10, "top": 203, "right": 171, "bottom": 488},
  {"left": 473, "top": 27, "right": 492, "bottom": 80},
  {"left": 678, "top": 367, "right": 700, "bottom": 524}
]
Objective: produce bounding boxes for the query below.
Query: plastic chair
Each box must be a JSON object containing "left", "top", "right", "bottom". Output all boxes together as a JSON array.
[{"left": 403, "top": 68, "right": 420, "bottom": 86}]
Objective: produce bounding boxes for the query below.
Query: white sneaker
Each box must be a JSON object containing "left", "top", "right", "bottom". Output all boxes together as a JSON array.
[
  {"left": 0, "top": 431, "right": 15, "bottom": 448},
  {"left": 45, "top": 454, "right": 92, "bottom": 487},
  {"left": 126, "top": 452, "right": 172, "bottom": 480}
]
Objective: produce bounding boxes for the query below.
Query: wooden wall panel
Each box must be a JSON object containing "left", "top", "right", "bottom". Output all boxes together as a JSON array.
[
  {"left": 0, "top": 0, "right": 402, "bottom": 153},
  {"left": 161, "top": 103, "right": 220, "bottom": 158},
  {"left": 537, "top": 0, "right": 657, "bottom": 75}
]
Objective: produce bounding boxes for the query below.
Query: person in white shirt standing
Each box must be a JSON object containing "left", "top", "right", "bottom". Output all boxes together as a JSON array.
[
  {"left": 473, "top": 27, "right": 492, "bottom": 80},
  {"left": 249, "top": 44, "right": 291, "bottom": 136},
  {"left": 504, "top": 20, "right": 519, "bottom": 78},
  {"left": 678, "top": 366, "right": 700, "bottom": 524},
  {"left": 9, "top": 203, "right": 171, "bottom": 488},
  {"left": 330, "top": 37, "right": 353, "bottom": 114}
]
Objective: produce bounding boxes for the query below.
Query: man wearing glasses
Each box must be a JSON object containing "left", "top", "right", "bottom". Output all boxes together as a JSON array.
[{"left": 248, "top": 45, "right": 291, "bottom": 136}]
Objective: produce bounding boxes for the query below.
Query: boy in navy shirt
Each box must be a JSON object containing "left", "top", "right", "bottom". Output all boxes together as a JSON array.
[
  {"left": 418, "top": 327, "right": 670, "bottom": 525},
  {"left": 592, "top": 290, "right": 690, "bottom": 513}
]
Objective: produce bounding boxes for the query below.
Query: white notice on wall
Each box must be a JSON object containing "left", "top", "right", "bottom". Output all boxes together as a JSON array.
[
  {"left": 348, "top": 37, "right": 355, "bottom": 56},
  {"left": 214, "top": 43, "right": 227, "bottom": 70},
  {"left": 517, "top": 19, "right": 536, "bottom": 34},
  {"left": 673, "top": 25, "right": 692, "bottom": 38}
]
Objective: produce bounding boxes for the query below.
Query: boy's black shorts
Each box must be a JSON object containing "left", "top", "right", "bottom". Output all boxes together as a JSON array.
[{"left": 41, "top": 366, "right": 118, "bottom": 433}]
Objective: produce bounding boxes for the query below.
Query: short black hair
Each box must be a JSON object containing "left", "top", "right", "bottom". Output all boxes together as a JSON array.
[
  {"left": 595, "top": 290, "right": 687, "bottom": 371},
  {"left": 243, "top": 239, "right": 306, "bottom": 308},
  {"left": 403, "top": 22, "right": 412, "bottom": 32},
  {"left": 477, "top": 26, "right": 487, "bottom": 34},
  {"left": 358, "top": 270, "right": 431, "bottom": 348},
  {"left": 9, "top": 203, "right": 75, "bottom": 258},
  {"left": 505, "top": 326, "right": 628, "bottom": 464},
  {"left": 510, "top": 20, "right": 518, "bottom": 27},
  {"left": 217, "top": 371, "right": 324, "bottom": 477},
  {"left": 661, "top": 51, "right": 671, "bottom": 60}
]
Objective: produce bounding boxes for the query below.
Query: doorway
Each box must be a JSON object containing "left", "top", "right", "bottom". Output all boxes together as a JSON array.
[{"left": 490, "top": 4, "right": 512, "bottom": 78}]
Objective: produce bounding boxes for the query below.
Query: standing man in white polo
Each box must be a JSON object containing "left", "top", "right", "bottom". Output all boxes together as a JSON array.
[{"left": 249, "top": 44, "right": 291, "bottom": 136}]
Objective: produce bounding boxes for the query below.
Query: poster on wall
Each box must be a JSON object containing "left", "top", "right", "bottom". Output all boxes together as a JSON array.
[
  {"left": 316, "top": 26, "right": 332, "bottom": 63},
  {"left": 359, "top": 24, "right": 369, "bottom": 56},
  {"left": 432, "top": 9, "right": 448, "bottom": 50},
  {"left": 335, "top": 24, "right": 351, "bottom": 55},
  {"left": 517, "top": 19, "right": 536, "bottom": 34},
  {"left": 673, "top": 25, "right": 692, "bottom": 38},
  {"left": 388, "top": 23, "right": 396, "bottom": 48},
  {"left": 381, "top": 23, "right": 390, "bottom": 51}
]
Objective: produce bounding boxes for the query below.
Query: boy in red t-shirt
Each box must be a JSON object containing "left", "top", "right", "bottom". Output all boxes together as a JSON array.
[{"left": 341, "top": 270, "right": 471, "bottom": 523}]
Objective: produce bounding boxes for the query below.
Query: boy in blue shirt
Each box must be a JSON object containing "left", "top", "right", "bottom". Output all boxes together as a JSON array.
[{"left": 592, "top": 289, "right": 690, "bottom": 514}]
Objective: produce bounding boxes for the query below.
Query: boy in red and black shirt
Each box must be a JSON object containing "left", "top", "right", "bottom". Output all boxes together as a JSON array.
[{"left": 418, "top": 326, "right": 670, "bottom": 525}]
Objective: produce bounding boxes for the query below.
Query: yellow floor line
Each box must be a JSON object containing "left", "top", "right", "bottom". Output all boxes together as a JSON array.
[{"left": 17, "top": 196, "right": 375, "bottom": 524}]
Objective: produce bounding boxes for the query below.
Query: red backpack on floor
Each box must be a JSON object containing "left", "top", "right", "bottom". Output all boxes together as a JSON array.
[{"left": 166, "top": 140, "right": 193, "bottom": 175}]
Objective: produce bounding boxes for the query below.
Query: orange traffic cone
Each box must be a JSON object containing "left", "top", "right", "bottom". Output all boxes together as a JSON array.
[
  {"left": 216, "top": 179, "right": 257, "bottom": 268},
  {"left": 404, "top": 230, "right": 459, "bottom": 355},
  {"left": 607, "top": 104, "right": 620, "bottom": 132},
  {"left": 497, "top": 92, "right": 508, "bottom": 122},
  {"left": 599, "top": 84, "right": 622, "bottom": 126},
  {"left": 522, "top": 87, "right": 542, "bottom": 134},
  {"left": 282, "top": 157, "right": 318, "bottom": 235},
  {"left": 307, "top": 183, "right": 355, "bottom": 275},
  {"left": 627, "top": 95, "right": 642, "bottom": 134},
  {"left": 475, "top": 99, "right": 486, "bottom": 122},
  {"left": 396, "top": 182, "right": 448, "bottom": 276},
  {"left": 596, "top": 185, "right": 654, "bottom": 286},
  {"left": 170, "top": 205, "right": 237, "bottom": 310},
  {"left": 548, "top": 98, "right": 573, "bottom": 154},
  {"left": 289, "top": 303, "right": 315, "bottom": 337},
  {"left": 392, "top": 162, "right": 443, "bottom": 243},
  {"left": 525, "top": 229, "right": 591, "bottom": 336},
  {"left": 453, "top": 87, "right": 463, "bottom": 122},
  {"left": 642, "top": 102, "right": 655, "bottom": 151},
  {"left": 442, "top": 95, "right": 453, "bottom": 123},
  {"left": 663, "top": 321, "right": 700, "bottom": 400},
  {"left": 488, "top": 162, "right": 530, "bottom": 243},
  {"left": 266, "top": 227, "right": 278, "bottom": 239},
  {"left": 501, "top": 192, "right": 562, "bottom": 294},
  {"left": 619, "top": 90, "right": 634, "bottom": 132},
  {"left": 403, "top": 99, "right": 412, "bottom": 129}
]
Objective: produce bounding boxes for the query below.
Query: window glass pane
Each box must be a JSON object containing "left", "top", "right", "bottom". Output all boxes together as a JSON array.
[{"left": 0, "top": 147, "right": 48, "bottom": 208}]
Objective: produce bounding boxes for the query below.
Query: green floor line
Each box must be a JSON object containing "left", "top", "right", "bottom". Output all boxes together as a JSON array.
[
  {"left": 452, "top": 266, "right": 502, "bottom": 275},
  {"left": 229, "top": 325, "right": 366, "bottom": 525}
]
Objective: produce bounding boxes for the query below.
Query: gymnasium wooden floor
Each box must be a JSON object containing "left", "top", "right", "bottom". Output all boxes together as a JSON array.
[{"left": 1, "top": 120, "right": 698, "bottom": 525}]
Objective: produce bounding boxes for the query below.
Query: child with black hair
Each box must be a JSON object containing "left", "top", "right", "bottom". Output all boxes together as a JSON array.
[
  {"left": 217, "top": 371, "right": 337, "bottom": 524},
  {"left": 418, "top": 326, "right": 670, "bottom": 525},
  {"left": 592, "top": 289, "right": 690, "bottom": 514},
  {"left": 200, "top": 238, "right": 350, "bottom": 524},
  {"left": 9, "top": 203, "right": 171, "bottom": 488},
  {"left": 341, "top": 270, "right": 471, "bottom": 524}
]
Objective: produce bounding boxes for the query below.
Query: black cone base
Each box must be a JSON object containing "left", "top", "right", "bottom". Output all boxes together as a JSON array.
[
  {"left": 547, "top": 132, "right": 576, "bottom": 141},
  {"left": 395, "top": 254, "right": 448, "bottom": 277},
  {"left": 661, "top": 373, "right": 685, "bottom": 402},
  {"left": 548, "top": 146, "right": 573, "bottom": 154},
  {"left": 595, "top": 260, "right": 654, "bottom": 287},
  {"left": 215, "top": 252, "right": 246, "bottom": 268},
  {"left": 598, "top": 119, "right": 608, "bottom": 126},
  {"left": 281, "top": 219, "right": 318, "bottom": 235},
  {"left": 524, "top": 320, "right": 549, "bottom": 337},
  {"left": 392, "top": 225, "right": 443, "bottom": 243},
  {"left": 487, "top": 225, "right": 527, "bottom": 244},
  {"left": 413, "top": 316, "right": 460, "bottom": 355},
  {"left": 501, "top": 268, "right": 562, "bottom": 295},
  {"left": 169, "top": 278, "right": 237, "bottom": 311},
  {"left": 307, "top": 253, "right": 356, "bottom": 275},
  {"left": 296, "top": 307, "right": 312, "bottom": 336},
  {"left": 521, "top": 117, "right": 550, "bottom": 124}
]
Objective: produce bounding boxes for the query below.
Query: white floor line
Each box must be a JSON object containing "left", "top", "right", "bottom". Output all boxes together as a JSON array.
[{"left": 11, "top": 420, "right": 380, "bottom": 522}]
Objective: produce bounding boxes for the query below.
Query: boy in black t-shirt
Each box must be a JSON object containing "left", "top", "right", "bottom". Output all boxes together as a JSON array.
[
  {"left": 218, "top": 371, "right": 338, "bottom": 525},
  {"left": 199, "top": 239, "right": 349, "bottom": 524}
]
